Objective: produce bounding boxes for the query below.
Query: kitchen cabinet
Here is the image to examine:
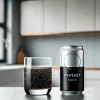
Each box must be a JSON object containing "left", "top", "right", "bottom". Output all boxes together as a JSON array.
[
  {"left": 44, "top": 0, "right": 65, "bottom": 33},
  {"left": 21, "top": 1, "right": 43, "bottom": 34},
  {"left": 20, "top": 0, "right": 100, "bottom": 36},
  {"left": 66, "top": 0, "right": 95, "bottom": 32},
  {"left": 0, "top": 0, "right": 4, "bottom": 23},
  {"left": 96, "top": 0, "right": 100, "bottom": 30}
]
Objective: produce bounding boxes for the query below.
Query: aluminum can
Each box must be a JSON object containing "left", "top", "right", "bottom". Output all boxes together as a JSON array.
[{"left": 60, "top": 45, "right": 84, "bottom": 95}]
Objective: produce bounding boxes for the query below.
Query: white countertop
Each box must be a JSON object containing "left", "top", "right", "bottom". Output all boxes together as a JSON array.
[
  {"left": 0, "top": 65, "right": 24, "bottom": 70},
  {"left": 0, "top": 87, "right": 100, "bottom": 100}
]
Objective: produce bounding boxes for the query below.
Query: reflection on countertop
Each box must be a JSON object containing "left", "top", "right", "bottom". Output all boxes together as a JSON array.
[{"left": 61, "top": 94, "right": 84, "bottom": 100}]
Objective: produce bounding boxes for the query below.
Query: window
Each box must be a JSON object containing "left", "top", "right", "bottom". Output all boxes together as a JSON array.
[{"left": 0, "top": 0, "right": 7, "bottom": 62}]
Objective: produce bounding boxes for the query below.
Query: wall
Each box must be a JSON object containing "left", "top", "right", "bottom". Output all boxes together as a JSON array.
[
  {"left": 23, "top": 33, "right": 100, "bottom": 67},
  {"left": 12, "top": 0, "right": 22, "bottom": 63},
  {"left": 7, "top": 0, "right": 22, "bottom": 64}
]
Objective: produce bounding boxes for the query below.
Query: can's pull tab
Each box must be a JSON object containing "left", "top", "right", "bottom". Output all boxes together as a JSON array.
[{"left": 64, "top": 53, "right": 81, "bottom": 67}]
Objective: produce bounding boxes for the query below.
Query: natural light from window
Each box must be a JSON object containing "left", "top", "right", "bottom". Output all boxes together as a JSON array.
[{"left": 0, "top": 0, "right": 5, "bottom": 60}]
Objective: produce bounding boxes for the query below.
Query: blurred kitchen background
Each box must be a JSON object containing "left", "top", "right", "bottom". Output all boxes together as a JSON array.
[{"left": 0, "top": 0, "right": 100, "bottom": 87}]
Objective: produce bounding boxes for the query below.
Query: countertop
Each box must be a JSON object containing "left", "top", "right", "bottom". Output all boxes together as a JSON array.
[
  {"left": 0, "top": 64, "right": 100, "bottom": 70},
  {"left": 0, "top": 65, "right": 24, "bottom": 70},
  {"left": 0, "top": 87, "right": 99, "bottom": 100}
]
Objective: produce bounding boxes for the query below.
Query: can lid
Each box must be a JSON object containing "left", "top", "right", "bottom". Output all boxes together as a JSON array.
[{"left": 61, "top": 45, "right": 83, "bottom": 49}]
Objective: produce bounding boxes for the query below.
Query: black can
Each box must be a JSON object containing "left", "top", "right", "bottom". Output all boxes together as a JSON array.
[{"left": 60, "top": 45, "right": 84, "bottom": 94}]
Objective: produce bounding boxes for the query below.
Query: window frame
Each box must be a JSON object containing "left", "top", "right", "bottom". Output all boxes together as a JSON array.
[{"left": 0, "top": 0, "right": 7, "bottom": 62}]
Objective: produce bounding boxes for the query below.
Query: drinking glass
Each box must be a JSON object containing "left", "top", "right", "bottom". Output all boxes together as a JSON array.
[{"left": 24, "top": 57, "right": 52, "bottom": 95}]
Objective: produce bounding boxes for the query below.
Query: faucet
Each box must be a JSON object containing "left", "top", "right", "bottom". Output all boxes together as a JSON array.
[{"left": 0, "top": 37, "right": 9, "bottom": 49}]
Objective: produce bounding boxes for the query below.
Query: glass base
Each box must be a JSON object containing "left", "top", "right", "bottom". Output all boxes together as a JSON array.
[{"left": 25, "top": 88, "right": 51, "bottom": 95}]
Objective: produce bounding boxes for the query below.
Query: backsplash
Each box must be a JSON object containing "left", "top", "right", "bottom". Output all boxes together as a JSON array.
[{"left": 23, "top": 33, "right": 100, "bottom": 67}]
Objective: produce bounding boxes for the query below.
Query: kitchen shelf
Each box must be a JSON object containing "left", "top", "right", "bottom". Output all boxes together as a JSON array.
[
  {"left": 21, "top": 31, "right": 100, "bottom": 37},
  {"left": 21, "top": 32, "right": 66, "bottom": 36}
]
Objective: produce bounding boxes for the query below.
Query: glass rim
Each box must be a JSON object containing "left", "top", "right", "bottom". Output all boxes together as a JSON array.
[
  {"left": 24, "top": 57, "right": 52, "bottom": 59},
  {"left": 24, "top": 57, "right": 52, "bottom": 67}
]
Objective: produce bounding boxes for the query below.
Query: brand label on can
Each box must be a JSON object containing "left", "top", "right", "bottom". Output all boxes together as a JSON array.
[{"left": 60, "top": 67, "right": 84, "bottom": 91}]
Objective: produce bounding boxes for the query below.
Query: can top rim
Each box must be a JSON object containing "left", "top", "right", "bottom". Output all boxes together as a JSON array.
[{"left": 61, "top": 45, "right": 83, "bottom": 49}]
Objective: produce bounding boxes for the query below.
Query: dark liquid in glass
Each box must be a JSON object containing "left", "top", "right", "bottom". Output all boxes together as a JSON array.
[{"left": 24, "top": 67, "right": 52, "bottom": 95}]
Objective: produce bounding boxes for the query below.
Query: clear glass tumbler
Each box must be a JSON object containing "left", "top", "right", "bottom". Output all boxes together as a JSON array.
[{"left": 24, "top": 57, "right": 52, "bottom": 95}]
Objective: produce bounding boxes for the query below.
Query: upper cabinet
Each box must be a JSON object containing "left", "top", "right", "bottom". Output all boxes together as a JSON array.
[
  {"left": 44, "top": 0, "right": 66, "bottom": 33},
  {"left": 20, "top": 0, "right": 100, "bottom": 36},
  {"left": 66, "top": 0, "right": 95, "bottom": 32},
  {"left": 21, "top": 1, "right": 43, "bottom": 35},
  {"left": 96, "top": 0, "right": 100, "bottom": 31}
]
